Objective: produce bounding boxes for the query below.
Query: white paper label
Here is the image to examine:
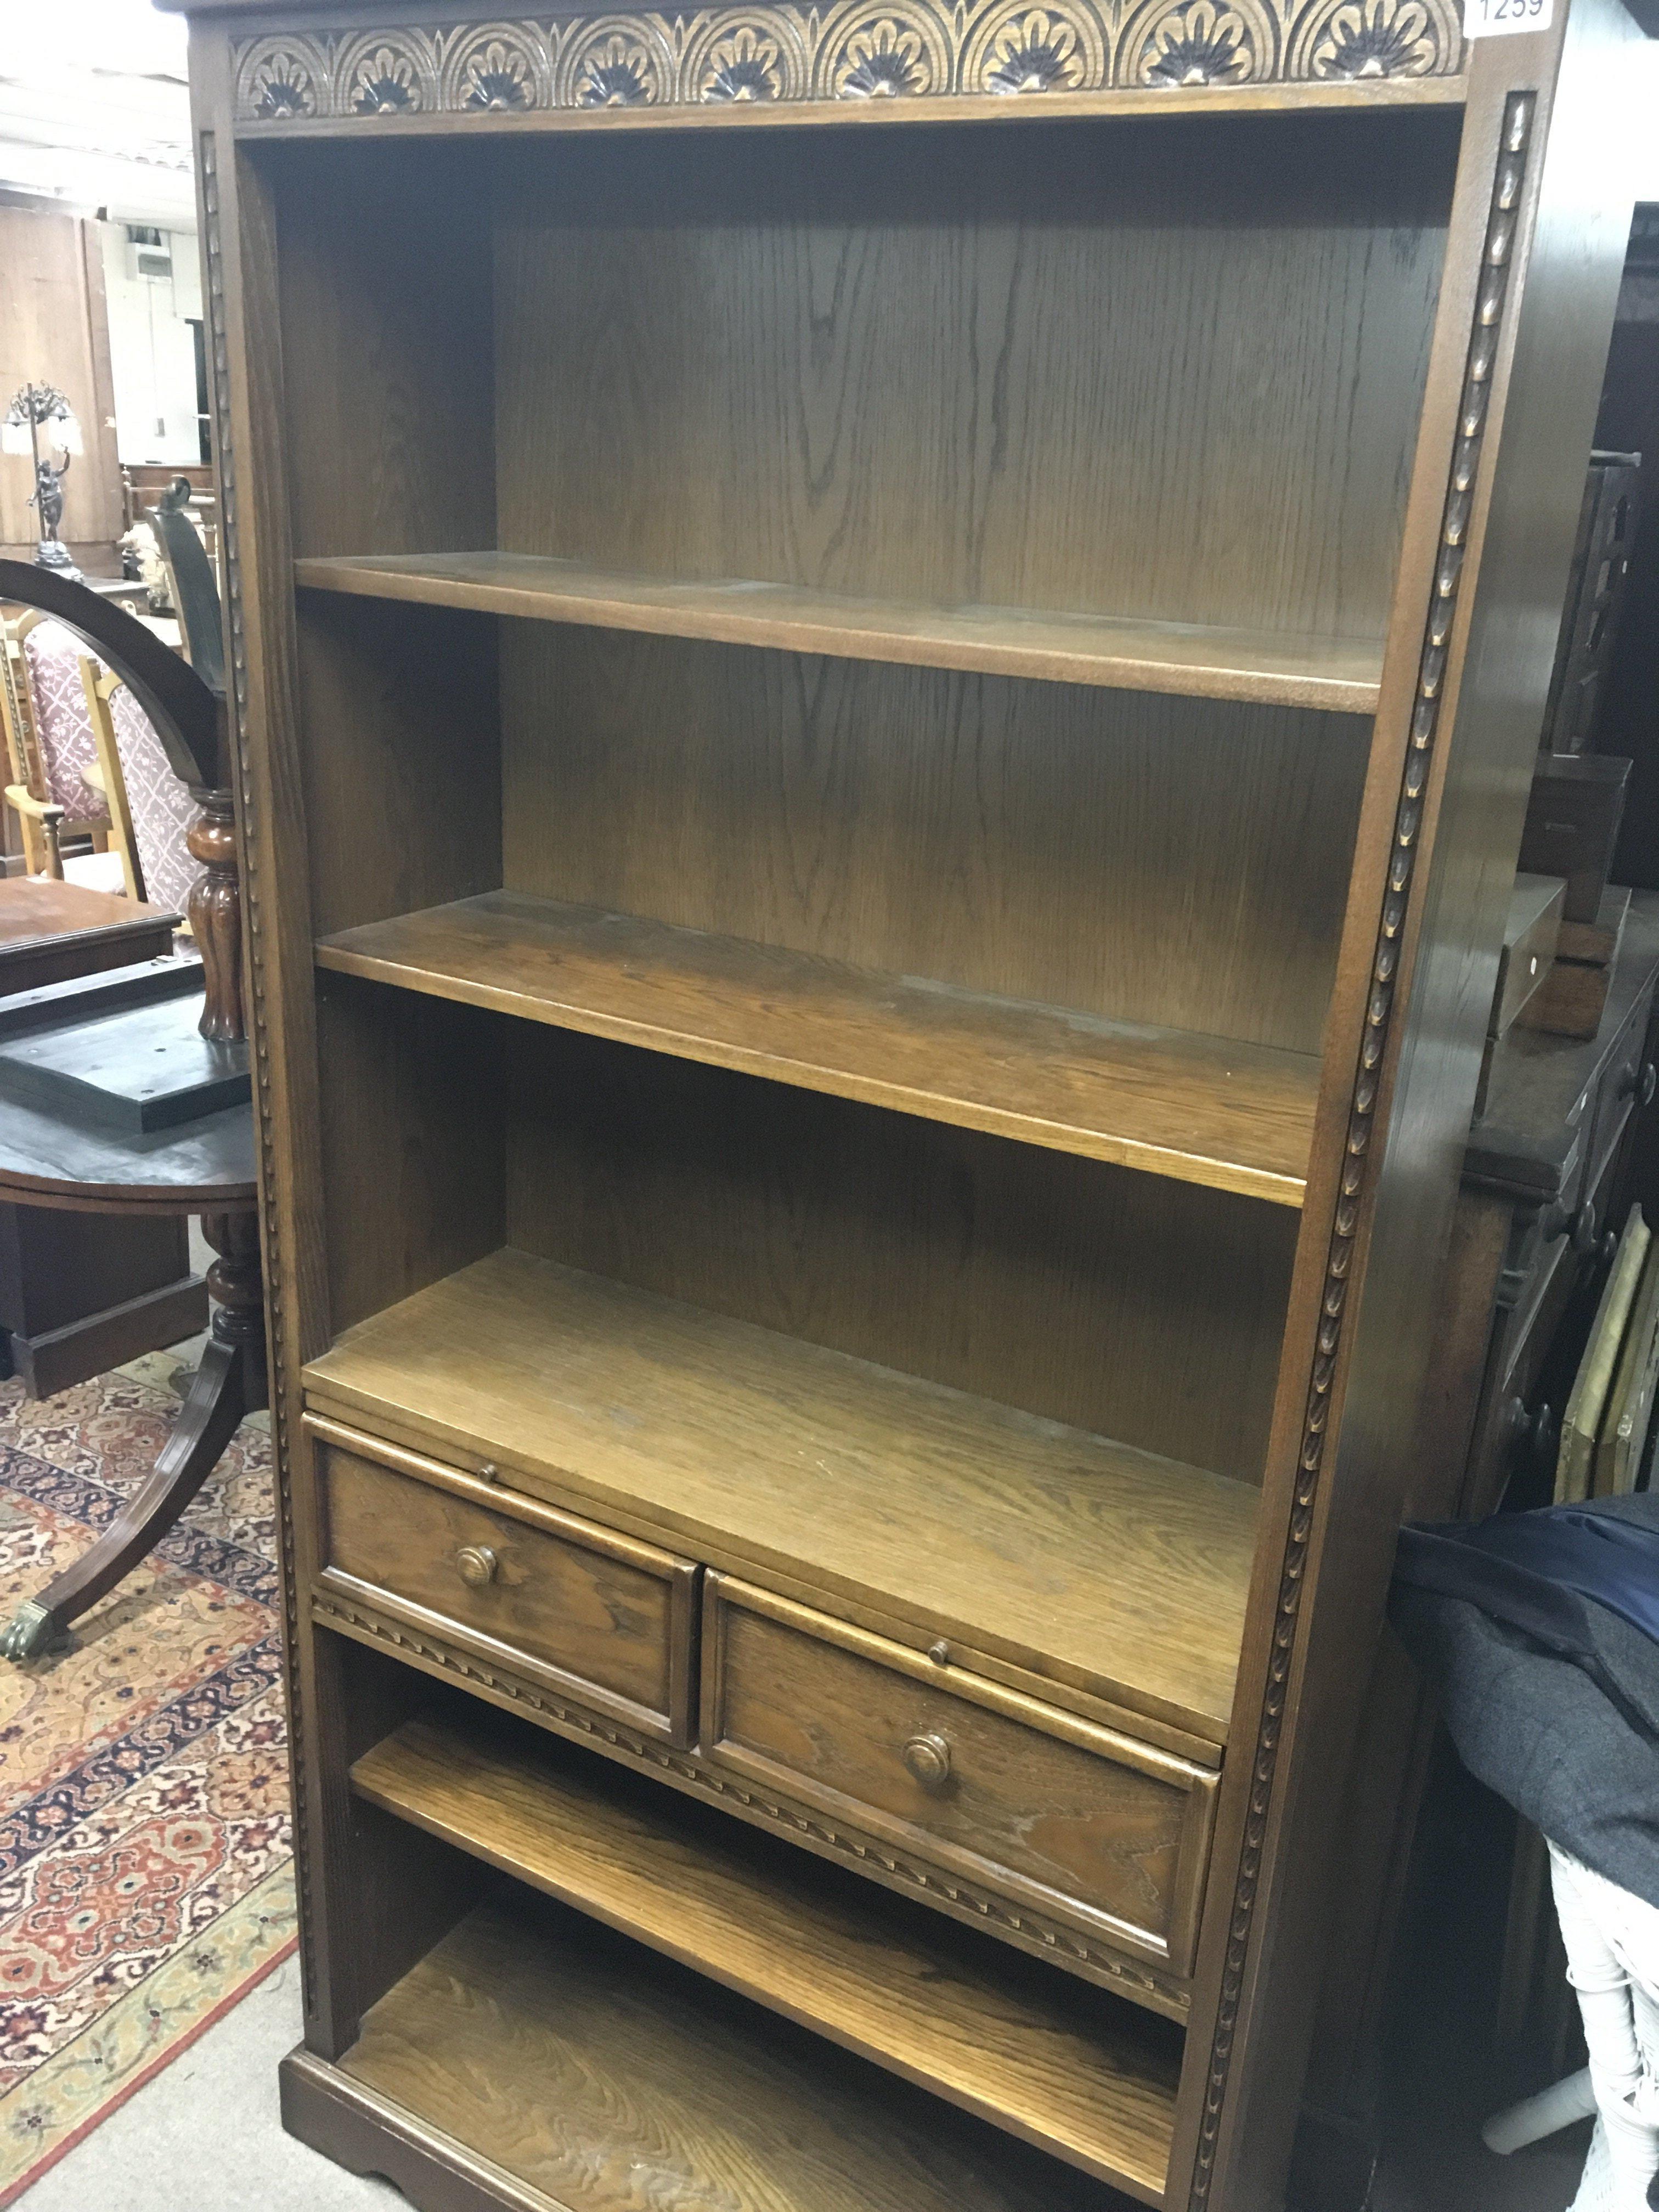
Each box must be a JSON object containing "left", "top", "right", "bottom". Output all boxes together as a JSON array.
[{"left": 1464, "top": 0, "right": 1550, "bottom": 37}]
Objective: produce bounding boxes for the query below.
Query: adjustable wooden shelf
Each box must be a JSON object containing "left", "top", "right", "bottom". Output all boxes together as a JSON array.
[
  {"left": 315, "top": 896, "right": 1321, "bottom": 1200},
  {"left": 294, "top": 551, "right": 1387, "bottom": 709},
  {"left": 172, "top": 0, "right": 1641, "bottom": 2203}
]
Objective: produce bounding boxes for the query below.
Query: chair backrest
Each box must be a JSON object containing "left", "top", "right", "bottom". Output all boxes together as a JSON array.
[
  {"left": 146, "top": 484, "right": 225, "bottom": 696},
  {"left": 16, "top": 613, "right": 112, "bottom": 828},
  {"left": 79, "top": 656, "right": 198, "bottom": 919},
  {"left": 0, "top": 615, "right": 40, "bottom": 794},
  {"left": 0, "top": 614, "right": 46, "bottom": 876}
]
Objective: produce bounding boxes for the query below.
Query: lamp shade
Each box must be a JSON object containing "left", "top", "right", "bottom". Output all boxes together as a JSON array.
[
  {"left": 44, "top": 412, "right": 82, "bottom": 456},
  {"left": 0, "top": 422, "right": 29, "bottom": 455}
]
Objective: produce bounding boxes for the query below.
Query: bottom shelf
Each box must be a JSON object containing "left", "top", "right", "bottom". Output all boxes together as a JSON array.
[
  {"left": 328, "top": 1895, "right": 1154, "bottom": 2212},
  {"left": 351, "top": 1714, "right": 1180, "bottom": 2199}
]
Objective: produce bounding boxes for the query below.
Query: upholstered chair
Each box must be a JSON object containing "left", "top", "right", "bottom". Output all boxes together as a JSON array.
[
  {"left": 79, "top": 657, "right": 200, "bottom": 918},
  {"left": 3, "top": 613, "right": 125, "bottom": 891}
]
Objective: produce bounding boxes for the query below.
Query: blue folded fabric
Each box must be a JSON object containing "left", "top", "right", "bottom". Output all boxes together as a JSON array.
[
  {"left": 1391, "top": 1492, "right": 1659, "bottom": 1906},
  {"left": 1398, "top": 1500, "right": 1659, "bottom": 1658}
]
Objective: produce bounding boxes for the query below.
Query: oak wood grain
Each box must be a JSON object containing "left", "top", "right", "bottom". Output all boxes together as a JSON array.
[
  {"left": 493, "top": 114, "right": 1454, "bottom": 641},
  {"left": 351, "top": 1714, "right": 1181, "bottom": 2200},
  {"left": 508, "top": 628, "right": 1369, "bottom": 1056},
  {"left": 273, "top": 143, "right": 496, "bottom": 565},
  {"left": 317, "top": 894, "right": 1319, "bottom": 1204},
  {"left": 703, "top": 1573, "right": 1217, "bottom": 1970},
  {"left": 319, "top": 1441, "right": 696, "bottom": 1742},
  {"left": 302, "top": 1245, "right": 1259, "bottom": 1741},
  {"left": 295, "top": 593, "right": 501, "bottom": 943},
  {"left": 296, "top": 552, "right": 1382, "bottom": 712},
  {"left": 313, "top": 977, "right": 504, "bottom": 1339},
  {"left": 503, "top": 1024, "right": 1297, "bottom": 1486},
  {"left": 340, "top": 1898, "right": 1137, "bottom": 2212}
]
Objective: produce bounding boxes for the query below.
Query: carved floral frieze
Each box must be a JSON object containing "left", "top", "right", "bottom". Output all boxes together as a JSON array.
[{"left": 234, "top": 0, "right": 1461, "bottom": 123}]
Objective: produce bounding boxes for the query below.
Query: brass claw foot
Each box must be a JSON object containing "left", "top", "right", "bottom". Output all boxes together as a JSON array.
[{"left": 1, "top": 1599, "right": 66, "bottom": 1662}]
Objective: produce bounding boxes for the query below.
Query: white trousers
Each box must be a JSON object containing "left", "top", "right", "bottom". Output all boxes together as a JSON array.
[{"left": 1550, "top": 1842, "right": 1659, "bottom": 2212}]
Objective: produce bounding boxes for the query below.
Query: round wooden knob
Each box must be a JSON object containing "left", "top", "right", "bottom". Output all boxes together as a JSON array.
[
  {"left": 455, "top": 1544, "right": 498, "bottom": 1588},
  {"left": 1541, "top": 1199, "right": 1598, "bottom": 1255},
  {"left": 902, "top": 1732, "right": 952, "bottom": 1792},
  {"left": 1503, "top": 1397, "right": 1556, "bottom": 1476}
]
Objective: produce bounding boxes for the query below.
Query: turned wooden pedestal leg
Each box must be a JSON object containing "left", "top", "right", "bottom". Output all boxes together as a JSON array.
[
  {"left": 189, "top": 787, "right": 244, "bottom": 1043},
  {"left": 0, "top": 1208, "right": 267, "bottom": 1661}
]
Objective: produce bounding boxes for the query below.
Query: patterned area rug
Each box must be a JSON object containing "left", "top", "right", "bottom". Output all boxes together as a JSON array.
[{"left": 0, "top": 1345, "right": 295, "bottom": 2205}]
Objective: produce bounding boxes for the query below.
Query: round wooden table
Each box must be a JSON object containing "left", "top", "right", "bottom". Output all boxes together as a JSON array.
[
  {"left": 0, "top": 981, "right": 263, "bottom": 1663},
  {"left": 0, "top": 555, "right": 257, "bottom": 1663}
]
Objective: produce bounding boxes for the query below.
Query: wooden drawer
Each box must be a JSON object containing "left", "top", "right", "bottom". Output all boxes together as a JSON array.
[
  {"left": 308, "top": 1416, "right": 698, "bottom": 1745},
  {"left": 1588, "top": 996, "right": 1656, "bottom": 1194},
  {"left": 701, "top": 1575, "right": 1217, "bottom": 1975}
]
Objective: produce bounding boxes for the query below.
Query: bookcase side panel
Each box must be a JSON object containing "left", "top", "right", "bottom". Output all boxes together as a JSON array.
[
  {"left": 1171, "top": 8, "right": 1643, "bottom": 2207},
  {"left": 189, "top": 42, "right": 349, "bottom": 2060}
]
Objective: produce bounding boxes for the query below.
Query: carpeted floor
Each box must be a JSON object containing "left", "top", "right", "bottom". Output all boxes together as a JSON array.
[{"left": 0, "top": 1342, "right": 295, "bottom": 2206}]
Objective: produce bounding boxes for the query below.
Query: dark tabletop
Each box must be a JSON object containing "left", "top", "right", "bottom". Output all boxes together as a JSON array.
[{"left": 0, "top": 958, "right": 255, "bottom": 1215}]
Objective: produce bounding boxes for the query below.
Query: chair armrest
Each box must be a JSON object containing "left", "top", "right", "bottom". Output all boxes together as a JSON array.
[
  {"left": 5, "top": 785, "right": 65, "bottom": 823},
  {"left": 4, "top": 786, "right": 65, "bottom": 878}
]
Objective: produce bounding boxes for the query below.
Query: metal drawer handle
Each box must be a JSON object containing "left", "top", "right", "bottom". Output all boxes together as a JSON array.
[
  {"left": 902, "top": 1731, "right": 952, "bottom": 1792},
  {"left": 455, "top": 1544, "right": 499, "bottom": 1588}
]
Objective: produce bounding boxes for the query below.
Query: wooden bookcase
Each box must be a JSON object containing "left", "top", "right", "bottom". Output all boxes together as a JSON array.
[{"left": 171, "top": 1, "right": 1640, "bottom": 2204}]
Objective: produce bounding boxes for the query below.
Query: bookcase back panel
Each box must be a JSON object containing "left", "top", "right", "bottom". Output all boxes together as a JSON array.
[
  {"left": 503, "top": 1024, "right": 1294, "bottom": 1482},
  {"left": 315, "top": 978, "right": 506, "bottom": 1338},
  {"left": 271, "top": 143, "right": 497, "bottom": 561},
  {"left": 502, "top": 628, "right": 1369, "bottom": 1053},
  {"left": 493, "top": 109, "right": 1458, "bottom": 637},
  {"left": 297, "top": 596, "right": 503, "bottom": 939}
]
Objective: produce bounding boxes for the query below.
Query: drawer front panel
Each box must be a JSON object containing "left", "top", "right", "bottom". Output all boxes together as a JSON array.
[
  {"left": 314, "top": 1424, "right": 697, "bottom": 1743},
  {"left": 1589, "top": 999, "right": 1655, "bottom": 1193},
  {"left": 702, "top": 1576, "right": 1215, "bottom": 1972}
]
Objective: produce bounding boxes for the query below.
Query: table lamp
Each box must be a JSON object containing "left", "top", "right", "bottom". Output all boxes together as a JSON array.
[{"left": 3, "top": 384, "right": 84, "bottom": 580}]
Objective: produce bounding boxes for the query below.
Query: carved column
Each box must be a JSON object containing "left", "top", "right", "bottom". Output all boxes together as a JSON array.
[
  {"left": 201, "top": 1207, "right": 268, "bottom": 1410},
  {"left": 188, "top": 786, "right": 244, "bottom": 1042}
]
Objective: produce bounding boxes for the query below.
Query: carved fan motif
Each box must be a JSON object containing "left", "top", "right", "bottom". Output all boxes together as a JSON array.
[
  {"left": 239, "top": 39, "right": 321, "bottom": 118},
  {"left": 437, "top": 22, "right": 550, "bottom": 110},
  {"left": 233, "top": 0, "right": 1463, "bottom": 118},
  {"left": 701, "top": 24, "right": 786, "bottom": 98},
  {"left": 837, "top": 19, "right": 927, "bottom": 94},
  {"left": 346, "top": 41, "right": 428, "bottom": 111},
  {"left": 1136, "top": 0, "right": 1255, "bottom": 83},
  {"left": 814, "top": 0, "right": 953, "bottom": 97},
  {"left": 1312, "top": 0, "right": 1438, "bottom": 76},
  {"left": 985, "top": 9, "right": 1085, "bottom": 91},
  {"left": 960, "top": 0, "right": 1108, "bottom": 92},
  {"left": 580, "top": 37, "right": 656, "bottom": 101}
]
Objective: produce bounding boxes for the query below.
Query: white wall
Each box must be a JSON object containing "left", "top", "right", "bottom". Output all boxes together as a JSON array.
[{"left": 98, "top": 221, "right": 205, "bottom": 469}]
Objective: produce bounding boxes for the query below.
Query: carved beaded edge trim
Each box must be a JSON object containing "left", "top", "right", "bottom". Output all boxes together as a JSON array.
[
  {"left": 233, "top": 0, "right": 1462, "bottom": 123},
  {"left": 1185, "top": 92, "right": 1536, "bottom": 2212},
  {"left": 202, "top": 131, "right": 320, "bottom": 2006},
  {"left": 311, "top": 1589, "right": 1192, "bottom": 2015}
]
